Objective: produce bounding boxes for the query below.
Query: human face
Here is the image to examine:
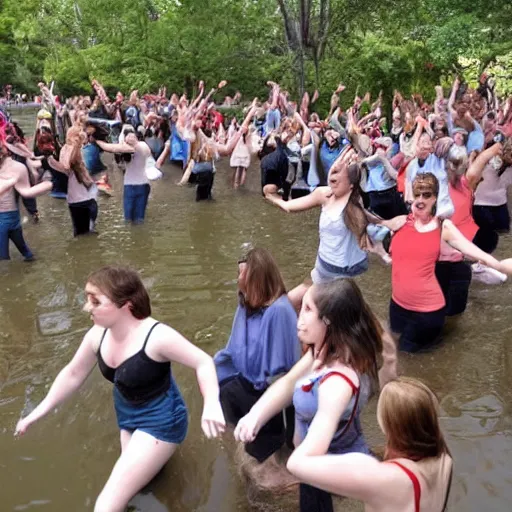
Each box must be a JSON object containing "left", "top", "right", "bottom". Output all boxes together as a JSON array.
[
  {"left": 453, "top": 132, "right": 465, "bottom": 146},
  {"left": 83, "top": 283, "right": 122, "bottom": 328},
  {"left": 416, "top": 134, "right": 433, "bottom": 160},
  {"left": 325, "top": 129, "right": 340, "bottom": 147},
  {"left": 125, "top": 133, "right": 138, "bottom": 146},
  {"left": 411, "top": 188, "right": 436, "bottom": 220},
  {"left": 328, "top": 163, "right": 352, "bottom": 197},
  {"left": 297, "top": 287, "right": 327, "bottom": 348}
]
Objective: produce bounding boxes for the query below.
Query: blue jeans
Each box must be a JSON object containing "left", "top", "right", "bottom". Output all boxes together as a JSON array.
[
  {"left": 123, "top": 184, "right": 150, "bottom": 223},
  {"left": 0, "top": 210, "right": 34, "bottom": 260}
]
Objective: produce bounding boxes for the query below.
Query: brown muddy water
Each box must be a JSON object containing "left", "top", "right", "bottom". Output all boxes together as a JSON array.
[{"left": 1, "top": 110, "right": 512, "bottom": 511}]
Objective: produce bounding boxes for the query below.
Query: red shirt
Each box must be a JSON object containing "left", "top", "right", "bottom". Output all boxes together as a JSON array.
[
  {"left": 390, "top": 215, "right": 445, "bottom": 312},
  {"left": 449, "top": 175, "right": 479, "bottom": 242}
]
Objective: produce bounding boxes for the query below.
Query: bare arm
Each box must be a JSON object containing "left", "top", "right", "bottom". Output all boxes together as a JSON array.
[
  {"left": 47, "top": 155, "right": 69, "bottom": 174},
  {"left": 234, "top": 351, "right": 314, "bottom": 443},
  {"left": 267, "top": 186, "right": 328, "bottom": 212},
  {"left": 15, "top": 327, "right": 100, "bottom": 435},
  {"left": 95, "top": 140, "right": 135, "bottom": 154},
  {"left": 466, "top": 142, "right": 502, "bottom": 190},
  {"left": 153, "top": 324, "right": 225, "bottom": 438},
  {"left": 287, "top": 451, "right": 394, "bottom": 506},
  {"left": 13, "top": 162, "right": 52, "bottom": 198},
  {"left": 215, "top": 102, "right": 257, "bottom": 156},
  {"left": 442, "top": 219, "right": 512, "bottom": 274},
  {"left": 379, "top": 326, "right": 398, "bottom": 389},
  {"left": 448, "top": 77, "right": 459, "bottom": 114}
]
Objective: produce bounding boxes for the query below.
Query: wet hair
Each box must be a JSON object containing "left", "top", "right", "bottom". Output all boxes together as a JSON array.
[
  {"left": 87, "top": 266, "right": 151, "bottom": 319},
  {"left": 311, "top": 279, "right": 383, "bottom": 380},
  {"left": 239, "top": 247, "right": 286, "bottom": 312},
  {"left": 379, "top": 377, "right": 451, "bottom": 461}
]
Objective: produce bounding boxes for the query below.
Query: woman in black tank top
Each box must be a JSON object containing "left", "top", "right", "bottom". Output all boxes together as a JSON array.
[{"left": 14, "top": 266, "right": 225, "bottom": 512}]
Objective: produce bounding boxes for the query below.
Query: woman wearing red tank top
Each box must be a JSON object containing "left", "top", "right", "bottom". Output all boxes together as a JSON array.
[
  {"left": 287, "top": 377, "right": 453, "bottom": 512},
  {"left": 436, "top": 141, "right": 504, "bottom": 316},
  {"left": 389, "top": 173, "right": 512, "bottom": 352}
]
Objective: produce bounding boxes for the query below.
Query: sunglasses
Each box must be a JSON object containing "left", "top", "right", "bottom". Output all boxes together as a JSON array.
[
  {"left": 413, "top": 191, "right": 434, "bottom": 199},
  {"left": 237, "top": 257, "right": 247, "bottom": 265}
]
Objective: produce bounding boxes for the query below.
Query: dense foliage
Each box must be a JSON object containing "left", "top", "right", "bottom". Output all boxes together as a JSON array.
[{"left": 1, "top": 0, "right": 511, "bottom": 112}]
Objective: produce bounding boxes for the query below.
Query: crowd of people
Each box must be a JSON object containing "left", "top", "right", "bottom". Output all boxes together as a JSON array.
[{"left": 2, "top": 73, "right": 512, "bottom": 511}]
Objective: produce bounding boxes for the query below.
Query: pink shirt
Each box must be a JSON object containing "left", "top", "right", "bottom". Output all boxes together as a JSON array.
[
  {"left": 391, "top": 216, "right": 445, "bottom": 312},
  {"left": 439, "top": 175, "right": 479, "bottom": 263}
]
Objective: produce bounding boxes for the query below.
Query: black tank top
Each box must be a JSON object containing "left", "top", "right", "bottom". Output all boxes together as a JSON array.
[{"left": 97, "top": 322, "right": 171, "bottom": 404}]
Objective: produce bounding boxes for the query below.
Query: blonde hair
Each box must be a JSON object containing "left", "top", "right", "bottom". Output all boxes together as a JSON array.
[{"left": 378, "top": 377, "right": 450, "bottom": 461}]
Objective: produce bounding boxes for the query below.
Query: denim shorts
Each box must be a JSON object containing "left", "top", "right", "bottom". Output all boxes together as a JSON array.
[
  {"left": 113, "top": 380, "right": 188, "bottom": 444},
  {"left": 311, "top": 255, "right": 369, "bottom": 284}
]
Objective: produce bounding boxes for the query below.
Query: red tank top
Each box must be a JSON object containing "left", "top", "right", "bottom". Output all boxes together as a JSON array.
[
  {"left": 390, "top": 215, "right": 445, "bottom": 312},
  {"left": 448, "top": 175, "right": 479, "bottom": 241}
]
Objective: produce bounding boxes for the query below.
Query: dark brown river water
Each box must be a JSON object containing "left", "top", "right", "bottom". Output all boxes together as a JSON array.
[{"left": 1, "top": 110, "right": 512, "bottom": 511}]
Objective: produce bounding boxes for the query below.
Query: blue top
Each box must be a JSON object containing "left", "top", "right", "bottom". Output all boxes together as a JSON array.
[
  {"left": 170, "top": 126, "right": 190, "bottom": 167},
  {"left": 82, "top": 143, "right": 106, "bottom": 176},
  {"left": 319, "top": 141, "right": 345, "bottom": 176},
  {"left": 293, "top": 369, "right": 371, "bottom": 454},
  {"left": 214, "top": 295, "right": 301, "bottom": 390},
  {"left": 364, "top": 160, "right": 396, "bottom": 192}
]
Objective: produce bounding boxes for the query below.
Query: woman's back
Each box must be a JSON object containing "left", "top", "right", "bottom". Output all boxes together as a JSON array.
[{"left": 367, "top": 454, "right": 452, "bottom": 512}]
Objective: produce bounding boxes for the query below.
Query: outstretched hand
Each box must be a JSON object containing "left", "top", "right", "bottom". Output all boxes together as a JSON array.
[
  {"left": 201, "top": 400, "right": 226, "bottom": 439},
  {"left": 14, "top": 417, "right": 32, "bottom": 438},
  {"left": 234, "top": 412, "right": 260, "bottom": 443}
]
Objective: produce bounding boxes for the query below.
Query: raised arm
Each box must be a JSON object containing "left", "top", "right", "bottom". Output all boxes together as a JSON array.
[
  {"left": 215, "top": 100, "right": 257, "bottom": 156},
  {"left": 466, "top": 142, "right": 502, "bottom": 190},
  {"left": 15, "top": 327, "right": 99, "bottom": 436},
  {"left": 153, "top": 324, "right": 225, "bottom": 438},
  {"left": 448, "top": 77, "right": 459, "bottom": 115}
]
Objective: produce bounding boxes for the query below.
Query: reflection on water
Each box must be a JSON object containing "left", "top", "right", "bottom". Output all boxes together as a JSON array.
[{"left": 1, "top": 111, "right": 512, "bottom": 510}]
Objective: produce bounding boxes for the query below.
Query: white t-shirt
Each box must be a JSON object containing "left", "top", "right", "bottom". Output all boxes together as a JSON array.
[{"left": 124, "top": 142, "right": 150, "bottom": 186}]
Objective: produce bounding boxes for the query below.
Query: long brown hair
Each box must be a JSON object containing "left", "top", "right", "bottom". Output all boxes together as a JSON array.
[
  {"left": 240, "top": 247, "right": 286, "bottom": 312},
  {"left": 65, "top": 126, "right": 94, "bottom": 188},
  {"left": 312, "top": 279, "right": 383, "bottom": 380},
  {"left": 87, "top": 266, "right": 151, "bottom": 319},
  {"left": 330, "top": 161, "right": 368, "bottom": 249},
  {"left": 379, "top": 377, "right": 451, "bottom": 461}
]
